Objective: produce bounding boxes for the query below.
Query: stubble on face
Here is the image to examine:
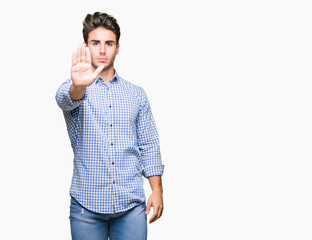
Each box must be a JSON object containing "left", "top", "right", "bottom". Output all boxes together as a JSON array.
[
  {"left": 87, "top": 27, "right": 119, "bottom": 74},
  {"left": 91, "top": 55, "right": 116, "bottom": 72}
]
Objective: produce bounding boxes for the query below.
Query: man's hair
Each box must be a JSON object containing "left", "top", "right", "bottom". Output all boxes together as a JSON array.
[{"left": 83, "top": 12, "right": 121, "bottom": 44}]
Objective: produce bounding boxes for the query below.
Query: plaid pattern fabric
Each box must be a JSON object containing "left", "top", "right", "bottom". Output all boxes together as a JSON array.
[{"left": 56, "top": 71, "right": 164, "bottom": 214}]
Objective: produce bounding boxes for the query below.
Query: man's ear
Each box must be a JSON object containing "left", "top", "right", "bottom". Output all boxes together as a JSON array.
[
  {"left": 116, "top": 43, "right": 120, "bottom": 55},
  {"left": 83, "top": 42, "right": 87, "bottom": 47}
]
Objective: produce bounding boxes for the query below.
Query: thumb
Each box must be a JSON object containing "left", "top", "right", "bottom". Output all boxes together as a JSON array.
[
  {"left": 93, "top": 65, "right": 104, "bottom": 78},
  {"left": 145, "top": 201, "right": 152, "bottom": 215}
]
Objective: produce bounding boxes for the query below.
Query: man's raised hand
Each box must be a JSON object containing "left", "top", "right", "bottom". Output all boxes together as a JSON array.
[{"left": 71, "top": 44, "right": 104, "bottom": 87}]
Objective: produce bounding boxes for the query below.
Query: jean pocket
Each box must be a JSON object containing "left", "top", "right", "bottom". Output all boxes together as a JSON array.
[{"left": 70, "top": 197, "right": 85, "bottom": 217}]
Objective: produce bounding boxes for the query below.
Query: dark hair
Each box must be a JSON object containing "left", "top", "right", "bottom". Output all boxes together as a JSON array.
[{"left": 83, "top": 12, "right": 121, "bottom": 44}]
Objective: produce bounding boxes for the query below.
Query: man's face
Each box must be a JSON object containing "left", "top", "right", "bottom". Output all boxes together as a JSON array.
[{"left": 86, "top": 27, "right": 119, "bottom": 72}]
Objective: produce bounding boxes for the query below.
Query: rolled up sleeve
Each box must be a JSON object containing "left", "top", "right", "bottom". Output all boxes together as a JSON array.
[
  {"left": 55, "top": 79, "right": 84, "bottom": 112},
  {"left": 136, "top": 89, "right": 164, "bottom": 178}
]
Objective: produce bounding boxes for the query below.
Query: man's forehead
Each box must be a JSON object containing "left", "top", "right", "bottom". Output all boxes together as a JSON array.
[{"left": 88, "top": 27, "right": 116, "bottom": 41}]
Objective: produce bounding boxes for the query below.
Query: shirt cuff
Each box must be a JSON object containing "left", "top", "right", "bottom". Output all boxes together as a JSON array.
[
  {"left": 56, "top": 82, "right": 86, "bottom": 111},
  {"left": 143, "top": 165, "right": 165, "bottom": 178}
]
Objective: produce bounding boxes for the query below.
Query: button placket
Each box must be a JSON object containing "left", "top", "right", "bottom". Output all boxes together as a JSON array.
[
  {"left": 106, "top": 84, "right": 113, "bottom": 167},
  {"left": 107, "top": 84, "right": 116, "bottom": 188},
  {"left": 108, "top": 85, "right": 113, "bottom": 149}
]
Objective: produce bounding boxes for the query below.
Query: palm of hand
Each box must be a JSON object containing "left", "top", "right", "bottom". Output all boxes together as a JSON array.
[
  {"left": 71, "top": 44, "right": 104, "bottom": 87},
  {"left": 71, "top": 62, "right": 95, "bottom": 87}
]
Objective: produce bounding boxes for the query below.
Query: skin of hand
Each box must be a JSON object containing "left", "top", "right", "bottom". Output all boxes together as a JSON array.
[
  {"left": 145, "top": 176, "right": 164, "bottom": 224},
  {"left": 71, "top": 44, "right": 104, "bottom": 87},
  {"left": 69, "top": 44, "right": 104, "bottom": 100}
]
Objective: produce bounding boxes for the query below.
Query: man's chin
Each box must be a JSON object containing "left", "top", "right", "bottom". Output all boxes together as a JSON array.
[
  {"left": 92, "top": 63, "right": 113, "bottom": 72},
  {"left": 92, "top": 63, "right": 110, "bottom": 71}
]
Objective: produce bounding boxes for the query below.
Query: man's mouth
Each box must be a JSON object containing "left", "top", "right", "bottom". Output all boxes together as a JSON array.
[{"left": 98, "top": 57, "right": 108, "bottom": 62}]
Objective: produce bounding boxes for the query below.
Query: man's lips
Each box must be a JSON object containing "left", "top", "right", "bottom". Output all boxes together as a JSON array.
[{"left": 98, "top": 57, "right": 108, "bottom": 62}]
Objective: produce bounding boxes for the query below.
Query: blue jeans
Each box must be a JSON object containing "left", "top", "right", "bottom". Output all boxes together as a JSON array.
[{"left": 69, "top": 196, "right": 147, "bottom": 240}]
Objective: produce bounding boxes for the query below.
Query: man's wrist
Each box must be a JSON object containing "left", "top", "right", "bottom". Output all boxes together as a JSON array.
[
  {"left": 71, "top": 83, "right": 87, "bottom": 91},
  {"left": 69, "top": 84, "right": 87, "bottom": 100},
  {"left": 152, "top": 187, "right": 163, "bottom": 193}
]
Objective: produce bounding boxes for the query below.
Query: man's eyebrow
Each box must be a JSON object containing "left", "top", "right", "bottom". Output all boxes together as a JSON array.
[{"left": 90, "top": 40, "right": 116, "bottom": 43}]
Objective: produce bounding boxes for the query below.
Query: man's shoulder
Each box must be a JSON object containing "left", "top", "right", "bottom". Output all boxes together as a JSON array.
[
  {"left": 117, "top": 76, "right": 149, "bottom": 106},
  {"left": 118, "top": 76, "right": 146, "bottom": 96}
]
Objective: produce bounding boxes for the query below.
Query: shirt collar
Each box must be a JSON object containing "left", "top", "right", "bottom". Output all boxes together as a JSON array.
[{"left": 96, "top": 69, "right": 119, "bottom": 85}]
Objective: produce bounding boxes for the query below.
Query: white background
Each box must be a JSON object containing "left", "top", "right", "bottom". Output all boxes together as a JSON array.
[{"left": 0, "top": 0, "right": 311, "bottom": 239}]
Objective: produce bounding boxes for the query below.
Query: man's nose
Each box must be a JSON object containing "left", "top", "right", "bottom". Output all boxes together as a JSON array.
[{"left": 100, "top": 43, "right": 105, "bottom": 54}]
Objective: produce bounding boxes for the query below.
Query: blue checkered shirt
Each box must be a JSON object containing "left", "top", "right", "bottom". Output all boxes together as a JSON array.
[{"left": 55, "top": 71, "right": 164, "bottom": 214}]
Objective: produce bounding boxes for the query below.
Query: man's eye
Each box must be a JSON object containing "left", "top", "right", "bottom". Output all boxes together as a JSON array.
[
  {"left": 93, "top": 42, "right": 99, "bottom": 46},
  {"left": 107, "top": 42, "right": 113, "bottom": 47}
]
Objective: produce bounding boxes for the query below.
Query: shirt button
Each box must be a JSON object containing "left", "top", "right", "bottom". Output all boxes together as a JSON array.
[
  {"left": 112, "top": 162, "right": 114, "bottom": 165},
  {"left": 110, "top": 124, "right": 112, "bottom": 127},
  {"left": 109, "top": 105, "right": 111, "bottom": 108},
  {"left": 111, "top": 143, "right": 113, "bottom": 146},
  {"left": 113, "top": 181, "right": 115, "bottom": 184}
]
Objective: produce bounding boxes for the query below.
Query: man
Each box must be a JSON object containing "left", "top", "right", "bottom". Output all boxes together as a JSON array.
[{"left": 55, "top": 12, "right": 164, "bottom": 240}]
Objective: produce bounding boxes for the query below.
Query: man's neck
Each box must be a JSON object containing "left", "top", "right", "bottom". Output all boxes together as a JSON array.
[{"left": 98, "top": 66, "right": 115, "bottom": 85}]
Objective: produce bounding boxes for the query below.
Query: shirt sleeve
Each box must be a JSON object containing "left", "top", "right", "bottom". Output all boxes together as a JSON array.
[
  {"left": 136, "top": 89, "right": 164, "bottom": 178},
  {"left": 55, "top": 79, "right": 84, "bottom": 112}
]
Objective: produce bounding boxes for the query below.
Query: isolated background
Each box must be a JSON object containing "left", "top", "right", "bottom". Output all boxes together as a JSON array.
[{"left": 0, "top": 0, "right": 311, "bottom": 239}]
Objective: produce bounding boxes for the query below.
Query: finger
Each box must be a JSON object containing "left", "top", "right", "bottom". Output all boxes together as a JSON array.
[
  {"left": 86, "top": 47, "right": 91, "bottom": 63},
  {"left": 77, "top": 45, "right": 82, "bottom": 63},
  {"left": 92, "top": 65, "right": 104, "bottom": 79},
  {"left": 157, "top": 205, "right": 163, "bottom": 219},
  {"left": 145, "top": 201, "right": 152, "bottom": 215},
  {"left": 81, "top": 44, "right": 86, "bottom": 62},
  {"left": 149, "top": 206, "right": 159, "bottom": 224},
  {"left": 72, "top": 51, "right": 77, "bottom": 66}
]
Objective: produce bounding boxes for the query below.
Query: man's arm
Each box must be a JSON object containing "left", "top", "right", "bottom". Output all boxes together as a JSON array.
[
  {"left": 55, "top": 79, "right": 84, "bottom": 112},
  {"left": 136, "top": 89, "right": 165, "bottom": 223},
  {"left": 145, "top": 175, "right": 164, "bottom": 224}
]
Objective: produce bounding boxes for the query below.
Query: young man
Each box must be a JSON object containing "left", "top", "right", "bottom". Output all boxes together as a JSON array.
[{"left": 55, "top": 12, "right": 164, "bottom": 240}]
